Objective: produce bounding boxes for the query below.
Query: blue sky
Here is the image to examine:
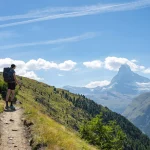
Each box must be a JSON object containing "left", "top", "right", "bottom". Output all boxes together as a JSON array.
[{"left": 0, "top": 0, "right": 150, "bottom": 87}]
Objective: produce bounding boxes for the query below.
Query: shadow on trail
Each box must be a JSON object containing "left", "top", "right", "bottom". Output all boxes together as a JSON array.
[{"left": 4, "top": 107, "right": 22, "bottom": 112}]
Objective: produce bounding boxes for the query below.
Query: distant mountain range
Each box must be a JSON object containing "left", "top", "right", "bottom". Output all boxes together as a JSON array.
[
  {"left": 123, "top": 92, "right": 150, "bottom": 138},
  {"left": 64, "top": 64, "right": 150, "bottom": 113},
  {"left": 105, "top": 64, "right": 150, "bottom": 94}
]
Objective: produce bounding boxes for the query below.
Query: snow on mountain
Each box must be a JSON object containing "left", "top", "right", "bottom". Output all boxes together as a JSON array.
[{"left": 63, "top": 65, "right": 150, "bottom": 114}]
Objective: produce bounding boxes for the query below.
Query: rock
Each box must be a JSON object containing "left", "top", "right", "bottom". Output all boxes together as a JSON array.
[
  {"left": 24, "top": 120, "right": 34, "bottom": 127},
  {"left": 12, "top": 129, "right": 18, "bottom": 131},
  {"left": 10, "top": 119, "right": 14, "bottom": 122},
  {"left": 21, "top": 118, "right": 25, "bottom": 122},
  {"left": 29, "top": 138, "right": 33, "bottom": 146}
]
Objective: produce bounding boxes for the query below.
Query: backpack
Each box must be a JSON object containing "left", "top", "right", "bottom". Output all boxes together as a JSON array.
[{"left": 3, "top": 68, "right": 14, "bottom": 83}]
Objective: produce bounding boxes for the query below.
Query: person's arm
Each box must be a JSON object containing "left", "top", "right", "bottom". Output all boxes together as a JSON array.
[{"left": 13, "top": 73, "right": 19, "bottom": 84}]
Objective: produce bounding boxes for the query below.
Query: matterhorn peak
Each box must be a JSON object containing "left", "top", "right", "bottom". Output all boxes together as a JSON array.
[{"left": 118, "top": 64, "right": 132, "bottom": 74}]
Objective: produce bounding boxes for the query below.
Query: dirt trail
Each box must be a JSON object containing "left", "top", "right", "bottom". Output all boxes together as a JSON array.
[{"left": 0, "top": 106, "right": 31, "bottom": 150}]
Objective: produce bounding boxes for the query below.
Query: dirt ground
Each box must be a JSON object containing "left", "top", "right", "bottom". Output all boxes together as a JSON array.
[{"left": 0, "top": 106, "right": 31, "bottom": 150}]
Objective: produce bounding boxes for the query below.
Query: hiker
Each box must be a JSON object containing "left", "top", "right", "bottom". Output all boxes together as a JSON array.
[{"left": 4, "top": 64, "right": 21, "bottom": 110}]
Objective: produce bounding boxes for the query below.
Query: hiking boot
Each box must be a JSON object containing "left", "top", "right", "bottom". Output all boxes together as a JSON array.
[
  {"left": 5, "top": 106, "right": 9, "bottom": 110},
  {"left": 10, "top": 105, "right": 16, "bottom": 110}
]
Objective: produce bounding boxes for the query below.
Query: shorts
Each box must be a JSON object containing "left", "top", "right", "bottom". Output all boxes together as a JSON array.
[{"left": 8, "top": 82, "right": 16, "bottom": 90}]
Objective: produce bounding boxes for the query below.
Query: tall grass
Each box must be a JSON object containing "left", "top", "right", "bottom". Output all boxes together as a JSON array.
[
  {"left": 0, "top": 96, "right": 4, "bottom": 113},
  {"left": 17, "top": 92, "right": 98, "bottom": 150}
]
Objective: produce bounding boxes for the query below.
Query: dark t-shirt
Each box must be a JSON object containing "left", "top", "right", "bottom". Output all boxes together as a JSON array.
[{"left": 9, "top": 69, "right": 15, "bottom": 81}]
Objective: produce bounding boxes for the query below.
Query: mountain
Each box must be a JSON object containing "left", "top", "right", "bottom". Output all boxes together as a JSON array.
[
  {"left": 123, "top": 92, "right": 150, "bottom": 138},
  {"left": 106, "top": 64, "right": 150, "bottom": 94},
  {"left": 63, "top": 85, "right": 92, "bottom": 95},
  {"left": 64, "top": 64, "right": 150, "bottom": 95},
  {"left": 64, "top": 65, "right": 150, "bottom": 113},
  {"left": 1, "top": 73, "right": 150, "bottom": 149},
  {"left": 87, "top": 92, "right": 134, "bottom": 114}
]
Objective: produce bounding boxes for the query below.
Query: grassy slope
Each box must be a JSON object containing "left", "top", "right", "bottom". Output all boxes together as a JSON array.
[
  {"left": 0, "top": 83, "right": 4, "bottom": 113},
  {"left": 1, "top": 73, "right": 150, "bottom": 149},
  {"left": 13, "top": 78, "right": 150, "bottom": 150},
  {"left": 0, "top": 99, "right": 4, "bottom": 113},
  {"left": 18, "top": 90, "right": 97, "bottom": 150},
  {"left": 15, "top": 76, "right": 150, "bottom": 150},
  {"left": 0, "top": 74, "right": 98, "bottom": 150},
  {"left": 17, "top": 76, "right": 103, "bottom": 130}
]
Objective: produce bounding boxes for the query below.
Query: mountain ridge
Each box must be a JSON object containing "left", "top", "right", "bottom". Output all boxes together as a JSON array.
[
  {"left": 64, "top": 64, "right": 150, "bottom": 113},
  {"left": 106, "top": 64, "right": 150, "bottom": 94},
  {"left": 64, "top": 64, "right": 150, "bottom": 94},
  {"left": 123, "top": 92, "right": 150, "bottom": 138}
]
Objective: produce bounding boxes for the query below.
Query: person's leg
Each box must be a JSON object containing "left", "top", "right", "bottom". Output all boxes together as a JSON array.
[
  {"left": 10, "top": 90, "right": 15, "bottom": 106},
  {"left": 5, "top": 89, "right": 11, "bottom": 108}
]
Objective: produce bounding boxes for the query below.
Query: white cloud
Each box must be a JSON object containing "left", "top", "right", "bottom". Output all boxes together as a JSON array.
[
  {"left": 25, "top": 58, "right": 58, "bottom": 70},
  {"left": 0, "top": 58, "right": 25, "bottom": 69},
  {"left": 83, "top": 60, "right": 103, "bottom": 68},
  {"left": 19, "top": 70, "right": 44, "bottom": 81},
  {"left": 143, "top": 68, "right": 150, "bottom": 74},
  {"left": 104, "top": 57, "right": 145, "bottom": 72},
  {"left": 25, "top": 59, "right": 77, "bottom": 71},
  {"left": 58, "top": 60, "right": 77, "bottom": 71},
  {"left": 131, "top": 59, "right": 138, "bottom": 63},
  {"left": 0, "top": 0, "right": 150, "bottom": 28},
  {"left": 85, "top": 80, "right": 110, "bottom": 88},
  {"left": 15, "top": 66, "right": 44, "bottom": 80},
  {"left": 0, "top": 58, "right": 77, "bottom": 80},
  {"left": 83, "top": 56, "right": 150, "bottom": 74},
  {"left": 0, "top": 58, "right": 43, "bottom": 80},
  {"left": 0, "top": 32, "right": 96, "bottom": 50},
  {"left": 136, "top": 82, "right": 150, "bottom": 91}
]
